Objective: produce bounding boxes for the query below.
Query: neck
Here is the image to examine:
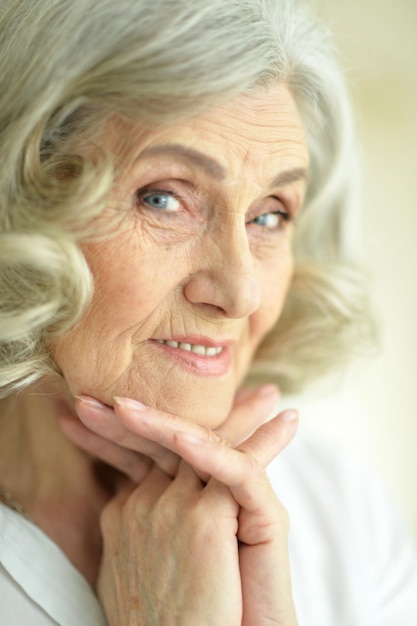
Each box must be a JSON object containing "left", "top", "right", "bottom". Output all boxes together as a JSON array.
[{"left": 0, "top": 379, "right": 113, "bottom": 586}]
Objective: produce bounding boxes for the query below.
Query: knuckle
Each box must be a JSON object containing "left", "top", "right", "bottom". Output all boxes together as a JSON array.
[
  {"left": 200, "top": 425, "right": 227, "bottom": 446},
  {"left": 99, "top": 482, "right": 138, "bottom": 535},
  {"left": 244, "top": 451, "right": 264, "bottom": 478},
  {"left": 265, "top": 497, "right": 291, "bottom": 537}
]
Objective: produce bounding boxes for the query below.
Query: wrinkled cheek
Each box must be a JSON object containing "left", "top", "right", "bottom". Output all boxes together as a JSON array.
[
  {"left": 47, "top": 327, "right": 94, "bottom": 393},
  {"left": 47, "top": 317, "right": 123, "bottom": 399}
]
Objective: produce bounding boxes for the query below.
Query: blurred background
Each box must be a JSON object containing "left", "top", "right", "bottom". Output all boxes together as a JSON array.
[{"left": 295, "top": 0, "right": 417, "bottom": 536}]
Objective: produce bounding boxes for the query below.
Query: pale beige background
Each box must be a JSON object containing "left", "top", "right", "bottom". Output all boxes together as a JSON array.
[{"left": 293, "top": 0, "right": 417, "bottom": 535}]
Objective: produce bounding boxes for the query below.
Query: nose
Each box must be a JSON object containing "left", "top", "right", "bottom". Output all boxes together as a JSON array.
[{"left": 183, "top": 218, "right": 261, "bottom": 319}]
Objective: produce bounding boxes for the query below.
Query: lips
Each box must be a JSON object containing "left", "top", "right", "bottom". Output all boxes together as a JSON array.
[
  {"left": 156, "top": 339, "right": 223, "bottom": 357},
  {"left": 151, "top": 336, "right": 233, "bottom": 376}
]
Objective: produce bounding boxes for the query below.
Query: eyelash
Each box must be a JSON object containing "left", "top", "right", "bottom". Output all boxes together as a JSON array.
[
  {"left": 250, "top": 209, "right": 290, "bottom": 229},
  {"left": 136, "top": 188, "right": 291, "bottom": 231},
  {"left": 136, "top": 189, "right": 183, "bottom": 212}
]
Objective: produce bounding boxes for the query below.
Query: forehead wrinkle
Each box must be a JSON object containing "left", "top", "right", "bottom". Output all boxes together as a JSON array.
[
  {"left": 135, "top": 125, "right": 308, "bottom": 195},
  {"left": 220, "top": 140, "right": 308, "bottom": 193}
]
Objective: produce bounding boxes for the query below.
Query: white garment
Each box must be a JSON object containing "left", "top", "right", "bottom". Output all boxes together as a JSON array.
[
  {"left": 0, "top": 507, "right": 106, "bottom": 626},
  {"left": 0, "top": 436, "right": 416, "bottom": 626},
  {"left": 272, "top": 437, "right": 417, "bottom": 626}
]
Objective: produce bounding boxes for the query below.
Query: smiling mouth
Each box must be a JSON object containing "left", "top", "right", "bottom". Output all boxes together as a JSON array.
[{"left": 156, "top": 340, "right": 223, "bottom": 357}]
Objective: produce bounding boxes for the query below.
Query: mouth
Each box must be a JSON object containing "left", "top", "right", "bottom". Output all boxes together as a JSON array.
[
  {"left": 151, "top": 336, "right": 233, "bottom": 376},
  {"left": 156, "top": 340, "right": 223, "bottom": 357}
]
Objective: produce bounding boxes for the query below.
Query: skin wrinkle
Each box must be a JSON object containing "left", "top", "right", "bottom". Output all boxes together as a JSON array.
[
  {"left": 124, "top": 102, "right": 307, "bottom": 189},
  {"left": 131, "top": 311, "right": 189, "bottom": 405},
  {"left": 125, "top": 156, "right": 305, "bottom": 239},
  {"left": 50, "top": 85, "right": 308, "bottom": 428},
  {"left": 137, "top": 143, "right": 308, "bottom": 192}
]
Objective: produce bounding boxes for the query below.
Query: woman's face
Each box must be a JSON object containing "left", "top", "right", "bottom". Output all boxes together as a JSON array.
[{"left": 51, "top": 85, "right": 308, "bottom": 427}]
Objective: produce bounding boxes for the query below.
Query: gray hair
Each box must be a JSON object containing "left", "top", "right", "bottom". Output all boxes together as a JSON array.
[{"left": 0, "top": 0, "right": 374, "bottom": 397}]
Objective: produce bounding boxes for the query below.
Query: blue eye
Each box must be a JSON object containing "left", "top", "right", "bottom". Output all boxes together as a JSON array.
[
  {"left": 252, "top": 211, "right": 288, "bottom": 229},
  {"left": 141, "top": 191, "right": 181, "bottom": 211}
]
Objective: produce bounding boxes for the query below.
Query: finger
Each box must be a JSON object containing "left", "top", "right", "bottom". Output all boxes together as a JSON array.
[
  {"left": 237, "top": 409, "right": 299, "bottom": 466},
  {"left": 74, "top": 397, "right": 180, "bottom": 476},
  {"left": 170, "top": 459, "right": 207, "bottom": 494},
  {"left": 112, "top": 397, "right": 224, "bottom": 483},
  {"left": 100, "top": 474, "right": 136, "bottom": 515},
  {"left": 217, "top": 384, "right": 280, "bottom": 446},
  {"left": 110, "top": 395, "right": 297, "bottom": 508},
  {"left": 112, "top": 387, "right": 280, "bottom": 454},
  {"left": 126, "top": 464, "right": 173, "bottom": 510},
  {"left": 112, "top": 396, "right": 227, "bottom": 450},
  {"left": 75, "top": 384, "right": 279, "bottom": 481},
  {"left": 174, "top": 409, "right": 299, "bottom": 512},
  {"left": 59, "top": 415, "right": 154, "bottom": 483},
  {"left": 176, "top": 409, "right": 298, "bottom": 480},
  {"left": 100, "top": 478, "right": 138, "bottom": 534},
  {"left": 103, "top": 466, "right": 173, "bottom": 528}
]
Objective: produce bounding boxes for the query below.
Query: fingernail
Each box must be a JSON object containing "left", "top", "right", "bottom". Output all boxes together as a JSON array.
[
  {"left": 75, "top": 396, "right": 107, "bottom": 410},
  {"left": 280, "top": 409, "right": 299, "bottom": 422},
  {"left": 113, "top": 397, "right": 147, "bottom": 411}
]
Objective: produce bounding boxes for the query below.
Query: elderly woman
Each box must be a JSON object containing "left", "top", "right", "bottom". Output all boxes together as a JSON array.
[{"left": 1, "top": 0, "right": 417, "bottom": 624}]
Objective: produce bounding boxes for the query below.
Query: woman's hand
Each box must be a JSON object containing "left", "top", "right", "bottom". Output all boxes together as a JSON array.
[
  {"left": 95, "top": 398, "right": 298, "bottom": 626},
  {"left": 97, "top": 462, "right": 243, "bottom": 626},
  {"left": 60, "top": 388, "right": 299, "bottom": 624},
  {"left": 59, "top": 385, "right": 281, "bottom": 481}
]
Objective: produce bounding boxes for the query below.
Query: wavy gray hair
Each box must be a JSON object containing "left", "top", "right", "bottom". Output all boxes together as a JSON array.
[{"left": 0, "top": 0, "right": 374, "bottom": 397}]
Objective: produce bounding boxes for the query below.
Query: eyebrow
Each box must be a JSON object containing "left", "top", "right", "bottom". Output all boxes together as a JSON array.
[{"left": 138, "top": 143, "right": 308, "bottom": 188}]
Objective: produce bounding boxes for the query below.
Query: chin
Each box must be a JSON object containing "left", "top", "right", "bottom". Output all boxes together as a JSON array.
[{"left": 145, "top": 386, "right": 235, "bottom": 428}]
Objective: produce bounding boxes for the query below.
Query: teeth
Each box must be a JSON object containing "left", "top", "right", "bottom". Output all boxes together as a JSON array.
[
  {"left": 157, "top": 340, "right": 222, "bottom": 356},
  {"left": 191, "top": 345, "right": 206, "bottom": 355},
  {"left": 206, "top": 347, "right": 220, "bottom": 356}
]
